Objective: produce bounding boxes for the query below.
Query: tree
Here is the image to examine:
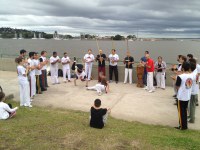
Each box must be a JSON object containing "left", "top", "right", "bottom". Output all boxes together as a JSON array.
[{"left": 113, "top": 34, "right": 124, "bottom": 40}]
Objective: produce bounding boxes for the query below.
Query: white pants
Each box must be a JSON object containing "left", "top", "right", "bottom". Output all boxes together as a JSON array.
[
  {"left": 63, "top": 67, "right": 71, "bottom": 81},
  {"left": 85, "top": 63, "right": 93, "bottom": 80},
  {"left": 19, "top": 80, "right": 31, "bottom": 106},
  {"left": 50, "top": 67, "right": 59, "bottom": 84},
  {"left": 156, "top": 72, "right": 165, "bottom": 89},
  {"left": 124, "top": 68, "right": 132, "bottom": 84},
  {"left": 30, "top": 74, "right": 36, "bottom": 97},
  {"left": 87, "top": 84, "right": 105, "bottom": 93},
  {"left": 147, "top": 72, "right": 154, "bottom": 91}
]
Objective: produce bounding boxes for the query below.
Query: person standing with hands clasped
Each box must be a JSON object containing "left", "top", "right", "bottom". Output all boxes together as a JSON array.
[
  {"left": 96, "top": 49, "right": 107, "bottom": 82},
  {"left": 155, "top": 56, "right": 166, "bottom": 89},
  {"left": 123, "top": 51, "right": 134, "bottom": 84},
  {"left": 84, "top": 49, "right": 94, "bottom": 82},
  {"left": 145, "top": 53, "right": 155, "bottom": 93},
  {"left": 50, "top": 52, "right": 61, "bottom": 85},
  {"left": 108, "top": 49, "right": 119, "bottom": 84},
  {"left": 61, "top": 52, "right": 71, "bottom": 83}
]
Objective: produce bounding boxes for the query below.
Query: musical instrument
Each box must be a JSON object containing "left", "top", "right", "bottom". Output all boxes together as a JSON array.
[{"left": 136, "top": 64, "right": 144, "bottom": 88}]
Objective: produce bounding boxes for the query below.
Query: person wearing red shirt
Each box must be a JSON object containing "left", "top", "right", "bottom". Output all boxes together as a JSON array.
[{"left": 145, "top": 54, "right": 155, "bottom": 93}]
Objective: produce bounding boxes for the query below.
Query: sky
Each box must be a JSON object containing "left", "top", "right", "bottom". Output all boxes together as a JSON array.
[{"left": 0, "top": 0, "right": 200, "bottom": 38}]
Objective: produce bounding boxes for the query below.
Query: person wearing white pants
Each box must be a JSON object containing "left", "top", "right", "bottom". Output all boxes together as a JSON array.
[
  {"left": 50, "top": 52, "right": 61, "bottom": 84},
  {"left": 87, "top": 76, "right": 109, "bottom": 96},
  {"left": 155, "top": 56, "right": 166, "bottom": 89},
  {"left": 123, "top": 51, "right": 134, "bottom": 84},
  {"left": 16, "top": 57, "right": 32, "bottom": 107},
  {"left": 84, "top": 49, "right": 94, "bottom": 81},
  {"left": 145, "top": 54, "right": 155, "bottom": 93},
  {"left": 27, "top": 52, "right": 36, "bottom": 99},
  {"left": 61, "top": 52, "right": 71, "bottom": 82}
]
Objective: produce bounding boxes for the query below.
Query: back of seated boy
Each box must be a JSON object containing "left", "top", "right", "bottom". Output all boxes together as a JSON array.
[{"left": 90, "top": 99, "right": 110, "bottom": 129}]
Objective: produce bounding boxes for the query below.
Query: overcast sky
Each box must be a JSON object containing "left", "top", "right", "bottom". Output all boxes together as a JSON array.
[{"left": 0, "top": 0, "right": 200, "bottom": 38}]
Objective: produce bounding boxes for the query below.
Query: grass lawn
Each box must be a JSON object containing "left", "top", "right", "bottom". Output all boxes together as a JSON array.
[{"left": 0, "top": 101, "right": 200, "bottom": 150}]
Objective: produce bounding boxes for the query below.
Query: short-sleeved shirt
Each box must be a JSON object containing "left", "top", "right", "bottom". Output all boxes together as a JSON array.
[
  {"left": 108, "top": 54, "right": 119, "bottom": 66},
  {"left": 140, "top": 56, "right": 147, "bottom": 63},
  {"left": 50, "top": 56, "right": 60, "bottom": 68},
  {"left": 17, "top": 65, "right": 28, "bottom": 83},
  {"left": 146, "top": 58, "right": 154, "bottom": 72},
  {"left": 84, "top": 54, "right": 94, "bottom": 65},
  {"left": 90, "top": 107, "right": 107, "bottom": 129},
  {"left": 39, "top": 56, "right": 47, "bottom": 70},
  {"left": 176, "top": 73, "right": 193, "bottom": 101},
  {"left": 96, "top": 54, "right": 106, "bottom": 67},
  {"left": 61, "top": 56, "right": 70, "bottom": 69},
  {"left": 33, "top": 59, "right": 42, "bottom": 75},
  {"left": 124, "top": 56, "right": 134, "bottom": 69}
]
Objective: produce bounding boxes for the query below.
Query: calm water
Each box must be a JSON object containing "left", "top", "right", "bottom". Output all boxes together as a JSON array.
[{"left": 0, "top": 39, "right": 200, "bottom": 64}]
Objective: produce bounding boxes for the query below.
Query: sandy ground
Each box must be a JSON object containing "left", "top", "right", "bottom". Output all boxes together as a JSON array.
[{"left": 0, "top": 71, "right": 199, "bottom": 130}]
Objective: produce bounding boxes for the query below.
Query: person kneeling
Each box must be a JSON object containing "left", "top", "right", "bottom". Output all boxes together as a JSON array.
[
  {"left": 90, "top": 99, "right": 111, "bottom": 129},
  {"left": 0, "top": 86, "right": 18, "bottom": 120}
]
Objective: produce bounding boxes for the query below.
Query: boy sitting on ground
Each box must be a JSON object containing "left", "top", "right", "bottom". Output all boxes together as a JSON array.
[
  {"left": 0, "top": 86, "right": 18, "bottom": 120},
  {"left": 90, "top": 99, "right": 111, "bottom": 129}
]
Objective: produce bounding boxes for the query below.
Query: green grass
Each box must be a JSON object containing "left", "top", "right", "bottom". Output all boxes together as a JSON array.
[{"left": 0, "top": 101, "right": 200, "bottom": 150}]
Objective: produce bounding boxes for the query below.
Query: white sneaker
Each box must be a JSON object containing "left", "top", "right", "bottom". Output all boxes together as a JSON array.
[
  {"left": 98, "top": 92, "right": 102, "bottom": 96},
  {"left": 143, "top": 86, "right": 148, "bottom": 90},
  {"left": 124, "top": 82, "right": 127, "bottom": 84},
  {"left": 148, "top": 90, "right": 154, "bottom": 93},
  {"left": 28, "top": 105, "right": 33, "bottom": 108}
]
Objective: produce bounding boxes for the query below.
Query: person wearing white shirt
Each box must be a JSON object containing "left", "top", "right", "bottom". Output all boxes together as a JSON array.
[
  {"left": 39, "top": 51, "right": 49, "bottom": 90},
  {"left": 61, "top": 52, "right": 71, "bottom": 82},
  {"left": 28, "top": 52, "right": 36, "bottom": 99},
  {"left": 33, "top": 53, "right": 43, "bottom": 94},
  {"left": 16, "top": 57, "right": 32, "bottom": 107},
  {"left": 0, "top": 87, "right": 18, "bottom": 119},
  {"left": 175, "top": 62, "right": 193, "bottom": 130},
  {"left": 108, "top": 49, "right": 119, "bottom": 83},
  {"left": 84, "top": 49, "right": 94, "bottom": 82},
  {"left": 188, "top": 59, "right": 199, "bottom": 123},
  {"left": 50, "top": 52, "right": 61, "bottom": 84}
]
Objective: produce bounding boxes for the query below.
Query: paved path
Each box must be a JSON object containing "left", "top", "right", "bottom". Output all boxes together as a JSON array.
[{"left": 1, "top": 71, "right": 199, "bottom": 130}]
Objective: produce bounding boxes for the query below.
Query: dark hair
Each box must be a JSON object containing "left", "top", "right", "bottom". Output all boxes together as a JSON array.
[
  {"left": 187, "top": 54, "right": 193, "bottom": 59},
  {"left": 64, "top": 52, "right": 67, "bottom": 55},
  {"left": 112, "top": 49, "right": 116, "bottom": 52},
  {"left": 190, "top": 62, "right": 196, "bottom": 72},
  {"left": 88, "top": 49, "right": 92, "bottom": 51},
  {"left": 158, "top": 56, "right": 162, "bottom": 59},
  {"left": 189, "top": 58, "right": 197, "bottom": 64},
  {"left": 53, "top": 51, "right": 57, "bottom": 55},
  {"left": 15, "top": 57, "right": 24, "bottom": 64},
  {"left": 20, "top": 49, "right": 26, "bottom": 55},
  {"left": 29, "top": 52, "right": 35, "bottom": 58},
  {"left": 178, "top": 55, "right": 182, "bottom": 59},
  {"left": 145, "top": 51, "right": 149, "bottom": 54},
  {"left": 94, "top": 99, "right": 101, "bottom": 107},
  {"left": 180, "top": 55, "right": 187, "bottom": 62},
  {"left": 41, "top": 51, "right": 47, "bottom": 55},
  {"left": 0, "top": 86, "right": 5, "bottom": 102},
  {"left": 182, "top": 62, "right": 191, "bottom": 72}
]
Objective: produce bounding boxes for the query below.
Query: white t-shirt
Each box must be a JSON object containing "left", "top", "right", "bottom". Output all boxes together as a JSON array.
[
  {"left": 50, "top": 56, "right": 60, "bottom": 68},
  {"left": 33, "top": 59, "right": 42, "bottom": 75},
  {"left": 108, "top": 54, "right": 119, "bottom": 66},
  {"left": 40, "top": 56, "right": 47, "bottom": 70},
  {"left": 84, "top": 54, "right": 94, "bottom": 64},
  {"left": 178, "top": 65, "right": 182, "bottom": 72},
  {"left": 196, "top": 64, "right": 200, "bottom": 82},
  {"left": 28, "top": 58, "right": 35, "bottom": 76},
  {"left": 61, "top": 56, "right": 70, "bottom": 69},
  {"left": 17, "top": 65, "right": 28, "bottom": 83},
  {"left": 177, "top": 73, "right": 193, "bottom": 101},
  {"left": 0, "top": 102, "right": 17, "bottom": 120},
  {"left": 191, "top": 69, "right": 199, "bottom": 95}
]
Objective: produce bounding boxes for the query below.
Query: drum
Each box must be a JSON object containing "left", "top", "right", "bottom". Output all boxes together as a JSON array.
[{"left": 137, "top": 64, "right": 144, "bottom": 88}]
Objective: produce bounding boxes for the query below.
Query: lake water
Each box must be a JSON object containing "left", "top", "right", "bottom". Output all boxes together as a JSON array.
[{"left": 0, "top": 39, "right": 200, "bottom": 64}]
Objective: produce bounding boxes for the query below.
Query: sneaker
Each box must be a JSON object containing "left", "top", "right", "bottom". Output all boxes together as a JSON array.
[
  {"left": 116, "top": 81, "right": 118, "bottom": 84},
  {"left": 143, "top": 86, "right": 148, "bottom": 90},
  {"left": 124, "top": 82, "right": 127, "bottom": 84},
  {"left": 68, "top": 80, "right": 71, "bottom": 82},
  {"left": 28, "top": 105, "right": 33, "bottom": 108},
  {"left": 196, "top": 103, "right": 199, "bottom": 106},
  {"left": 98, "top": 92, "right": 102, "bottom": 96},
  {"left": 188, "top": 119, "right": 195, "bottom": 123},
  {"left": 148, "top": 90, "right": 154, "bottom": 93},
  {"left": 173, "top": 94, "right": 177, "bottom": 98}
]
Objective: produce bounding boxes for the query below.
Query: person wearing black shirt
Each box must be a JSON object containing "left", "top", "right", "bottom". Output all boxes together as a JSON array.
[
  {"left": 96, "top": 50, "right": 107, "bottom": 82},
  {"left": 90, "top": 99, "right": 111, "bottom": 129},
  {"left": 123, "top": 51, "right": 134, "bottom": 84}
]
